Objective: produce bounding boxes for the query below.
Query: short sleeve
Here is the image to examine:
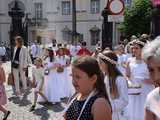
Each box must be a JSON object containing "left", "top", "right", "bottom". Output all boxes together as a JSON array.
[
  {"left": 144, "top": 88, "right": 160, "bottom": 119},
  {"left": 32, "top": 67, "right": 36, "bottom": 75},
  {"left": 41, "top": 68, "right": 45, "bottom": 77},
  {"left": 145, "top": 93, "right": 151, "bottom": 111}
]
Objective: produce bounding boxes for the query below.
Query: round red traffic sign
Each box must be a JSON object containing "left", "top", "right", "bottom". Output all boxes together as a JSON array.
[{"left": 108, "top": 0, "right": 125, "bottom": 15}]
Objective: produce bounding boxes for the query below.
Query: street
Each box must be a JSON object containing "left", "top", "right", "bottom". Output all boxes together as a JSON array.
[{"left": 0, "top": 62, "right": 65, "bottom": 120}]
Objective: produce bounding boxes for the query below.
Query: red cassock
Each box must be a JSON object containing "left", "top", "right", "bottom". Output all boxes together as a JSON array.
[
  {"left": 76, "top": 48, "right": 92, "bottom": 56},
  {"left": 56, "top": 48, "right": 70, "bottom": 56},
  {"left": 64, "top": 48, "right": 70, "bottom": 56}
]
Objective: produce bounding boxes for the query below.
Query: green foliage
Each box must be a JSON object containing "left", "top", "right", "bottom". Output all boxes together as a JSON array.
[{"left": 120, "top": 0, "right": 152, "bottom": 38}]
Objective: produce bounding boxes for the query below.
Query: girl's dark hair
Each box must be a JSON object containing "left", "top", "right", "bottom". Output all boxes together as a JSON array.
[
  {"left": 72, "top": 56, "right": 110, "bottom": 101},
  {"left": 101, "top": 50, "right": 122, "bottom": 98}
]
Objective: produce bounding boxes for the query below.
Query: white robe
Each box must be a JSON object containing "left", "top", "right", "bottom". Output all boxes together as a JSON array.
[
  {"left": 127, "top": 58, "right": 154, "bottom": 120},
  {"left": 43, "top": 57, "right": 61, "bottom": 103},
  {"left": 55, "top": 56, "right": 71, "bottom": 98}
]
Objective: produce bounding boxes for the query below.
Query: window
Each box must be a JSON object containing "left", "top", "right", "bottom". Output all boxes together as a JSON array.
[
  {"left": 90, "top": 0, "right": 100, "bottom": 14},
  {"left": 62, "top": 1, "right": 71, "bottom": 15},
  {"left": 90, "top": 26, "right": 100, "bottom": 45},
  {"left": 62, "top": 26, "right": 72, "bottom": 43},
  {"left": 35, "top": 2, "right": 43, "bottom": 19},
  {"left": 90, "top": 31, "right": 100, "bottom": 45}
]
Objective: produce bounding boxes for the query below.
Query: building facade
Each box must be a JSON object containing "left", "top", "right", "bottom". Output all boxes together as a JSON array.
[
  {"left": 29, "top": 0, "right": 108, "bottom": 50},
  {"left": 0, "top": 0, "right": 132, "bottom": 48}
]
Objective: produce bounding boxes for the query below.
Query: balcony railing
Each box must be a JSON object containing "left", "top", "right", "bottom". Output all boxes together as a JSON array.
[{"left": 29, "top": 17, "right": 48, "bottom": 27}]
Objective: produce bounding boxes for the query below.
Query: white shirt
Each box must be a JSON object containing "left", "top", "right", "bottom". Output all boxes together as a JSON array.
[
  {"left": 32, "top": 66, "right": 44, "bottom": 83},
  {"left": 0, "top": 46, "right": 6, "bottom": 56},
  {"left": 70, "top": 45, "right": 81, "bottom": 56},
  {"left": 37, "top": 44, "right": 43, "bottom": 58},
  {"left": 145, "top": 87, "right": 160, "bottom": 119},
  {"left": 31, "top": 44, "right": 38, "bottom": 58}
]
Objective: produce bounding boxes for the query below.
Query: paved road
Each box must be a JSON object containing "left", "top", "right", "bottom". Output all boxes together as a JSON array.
[{"left": 0, "top": 62, "right": 66, "bottom": 120}]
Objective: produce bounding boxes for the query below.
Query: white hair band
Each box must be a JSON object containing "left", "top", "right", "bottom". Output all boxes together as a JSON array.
[{"left": 98, "top": 53, "right": 117, "bottom": 65}]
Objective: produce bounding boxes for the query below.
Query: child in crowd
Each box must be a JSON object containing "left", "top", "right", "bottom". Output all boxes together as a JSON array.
[
  {"left": 98, "top": 50, "right": 128, "bottom": 120},
  {"left": 61, "top": 56, "right": 112, "bottom": 120},
  {"left": 0, "top": 57, "right": 10, "bottom": 120},
  {"left": 29, "top": 58, "right": 48, "bottom": 112}
]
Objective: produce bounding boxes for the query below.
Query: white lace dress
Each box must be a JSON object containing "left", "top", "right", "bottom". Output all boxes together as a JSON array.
[
  {"left": 43, "top": 57, "right": 61, "bottom": 103},
  {"left": 55, "top": 56, "right": 71, "bottom": 98}
]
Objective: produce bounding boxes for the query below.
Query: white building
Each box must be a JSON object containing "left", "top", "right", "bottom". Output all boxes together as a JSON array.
[
  {"left": 28, "top": 0, "right": 108, "bottom": 50},
  {"left": 0, "top": 0, "right": 132, "bottom": 48},
  {"left": 0, "top": 0, "right": 11, "bottom": 47}
]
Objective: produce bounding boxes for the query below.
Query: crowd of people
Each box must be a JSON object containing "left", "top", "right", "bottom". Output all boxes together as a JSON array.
[{"left": 0, "top": 34, "right": 159, "bottom": 120}]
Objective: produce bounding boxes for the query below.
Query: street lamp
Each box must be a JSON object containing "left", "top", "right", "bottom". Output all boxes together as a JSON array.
[
  {"left": 151, "top": 0, "right": 160, "bottom": 38},
  {"left": 23, "top": 13, "right": 31, "bottom": 47},
  {"left": 101, "top": 0, "right": 113, "bottom": 50},
  {"left": 72, "top": 0, "right": 77, "bottom": 44},
  {"left": 8, "top": 0, "right": 25, "bottom": 58}
]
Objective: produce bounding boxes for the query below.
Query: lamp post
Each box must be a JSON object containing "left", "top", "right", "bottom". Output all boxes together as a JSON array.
[
  {"left": 72, "top": 0, "right": 77, "bottom": 44},
  {"left": 8, "top": 0, "right": 25, "bottom": 58},
  {"left": 101, "top": 0, "right": 113, "bottom": 50},
  {"left": 23, "top": 13, "right": 31, "bottom": 47},
  {"left": 151, "top": 0, "right": 160, "bottom": 38}
]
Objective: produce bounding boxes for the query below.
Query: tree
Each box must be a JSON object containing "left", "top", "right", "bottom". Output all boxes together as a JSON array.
[{"left": 120, "top": 0, "right": 152, "bottom": 38}]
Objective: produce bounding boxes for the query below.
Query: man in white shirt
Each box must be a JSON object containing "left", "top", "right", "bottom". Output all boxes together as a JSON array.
[
  {"left": 70, "top": 42, "right": 81, "bottom": 57},
  {"left": 30, "top": 42, "right": 38, "bottom": 63},
  {"left": 0, "top": 45, "right": 6, "bottom": 61}
]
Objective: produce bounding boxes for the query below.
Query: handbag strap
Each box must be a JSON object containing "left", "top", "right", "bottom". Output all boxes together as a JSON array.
[
  {"left": 77, "top": 90, "right": 96, "bottom": 120},
  {"left": 58, "top": 90, "right": 96, "bottom": 120},
  {"left": 58, "top": 93, "right": 80, "bottom": 120}
]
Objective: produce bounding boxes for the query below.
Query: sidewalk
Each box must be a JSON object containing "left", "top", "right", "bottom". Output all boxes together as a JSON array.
[{"left": 0, "top": 61, "right": 65, "bottom": 120}]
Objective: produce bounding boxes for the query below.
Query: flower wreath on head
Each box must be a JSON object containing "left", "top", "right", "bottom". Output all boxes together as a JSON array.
[
  {"left": 132, "top": 39, "right": 145, "bottom": 47},
  {"left": 98, "top": 53, "right": 118, "bottom": 65}
]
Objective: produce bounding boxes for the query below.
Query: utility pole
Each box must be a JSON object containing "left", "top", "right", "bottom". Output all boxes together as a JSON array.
[
  {"left": 72, "top": 0, "right": 77, "bottom": 44},
  {"left": 8, "top": 0, "right": 25, "bottom": 58},
  {"left": 151, "top": 0, "right": 160, "bottom": 38},
  {"left": 102, "top": 0, "right": 113, "bottom": 50}
]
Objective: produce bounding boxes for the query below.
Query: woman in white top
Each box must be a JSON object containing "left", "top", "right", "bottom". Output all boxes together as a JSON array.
[
  {"left": 98, "top": 50, "right": 128, "bottom": 120},
  {"left": 142, "top": 37, "right": 160, "bottom": 120},
  {"left": 126, "top": 40, "right": 154, "bottom": 120}
]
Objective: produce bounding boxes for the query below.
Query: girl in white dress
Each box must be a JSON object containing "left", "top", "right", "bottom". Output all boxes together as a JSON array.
[
  {"left": 43, "top": 48, "right": 61, "bottom": 103},
  {"left": 142, "top": 38, "right": 160, "bottom": 120},
  {"left": 29, "top": 58, "right": 48, "bottom": 111},
  {"left": 126, "top": 40, "right": 154, "bottom": 120},
  {"left": 55, "top": 47, "right": 71, "bottom": 98},
  {"left": 98, "top": 50, "right": 129, "bottom": 120}
]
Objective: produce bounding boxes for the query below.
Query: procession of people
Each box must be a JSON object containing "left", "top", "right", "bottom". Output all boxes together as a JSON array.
[{"left": 0, "top": 34, "right": 160, "bottom": 120}]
